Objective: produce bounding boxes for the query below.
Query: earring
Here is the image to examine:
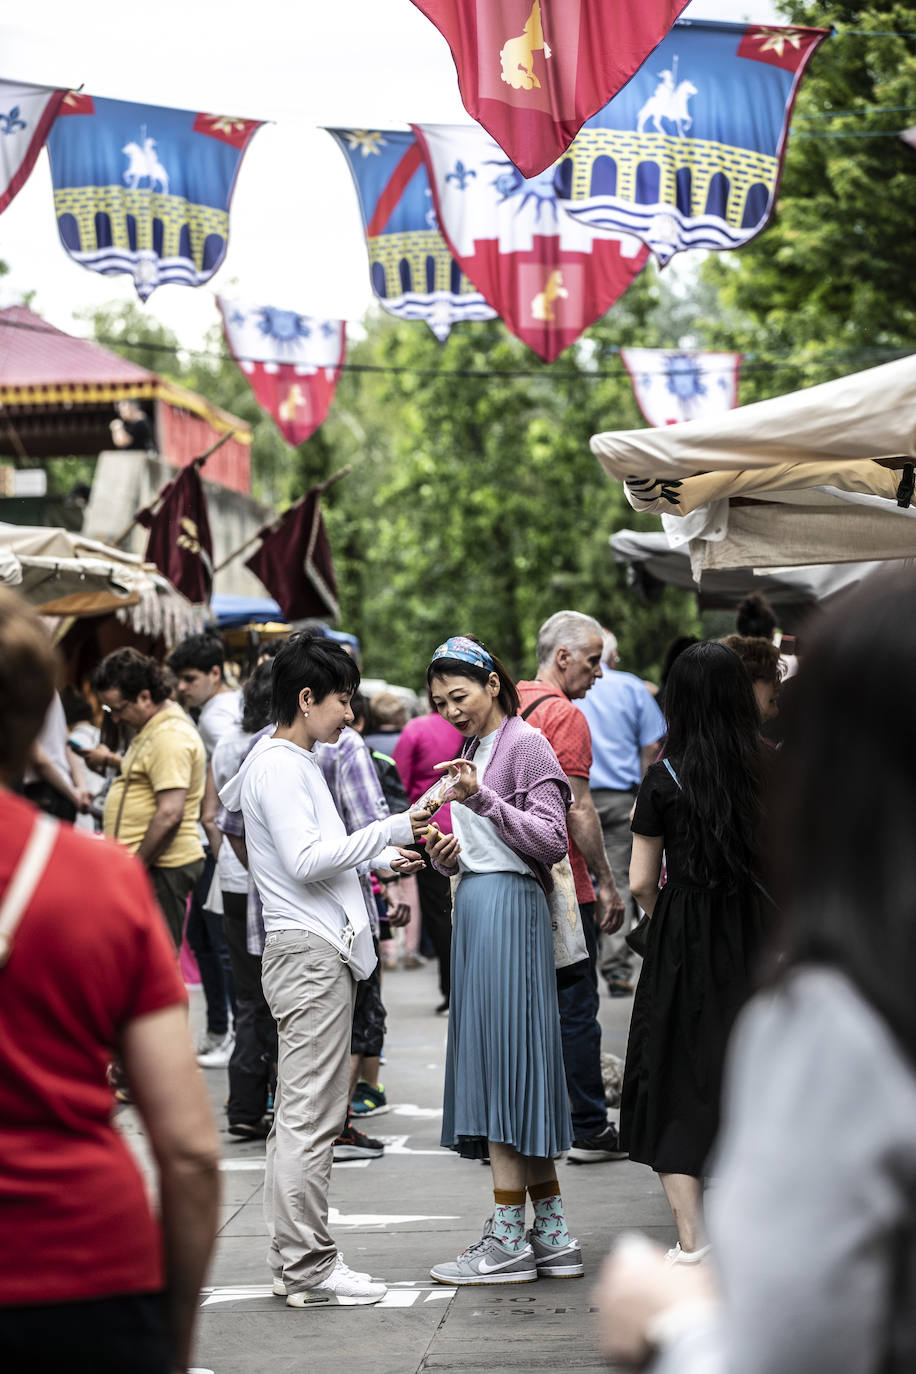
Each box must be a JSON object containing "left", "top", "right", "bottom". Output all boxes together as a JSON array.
[{"left": 302, "top": 707, "right": 310, "bottom": 718}]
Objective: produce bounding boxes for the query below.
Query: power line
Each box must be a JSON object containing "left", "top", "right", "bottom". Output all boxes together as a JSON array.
[{"left": 0, "top": 314, "right": 910, "bottom": 382}]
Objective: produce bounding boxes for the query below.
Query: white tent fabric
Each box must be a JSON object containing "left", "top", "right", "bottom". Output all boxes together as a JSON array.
[
  {"left": 591, "top": 354, "right": 916, "bottom": 482},
  {"left": 610, "top": 529, "right": 886, "bottom": 605},
  {"left": 0, "top": 523, "right": 203, "bottom": 639}
]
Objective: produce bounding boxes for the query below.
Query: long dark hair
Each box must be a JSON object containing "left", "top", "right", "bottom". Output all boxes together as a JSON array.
[
  {"left": 664, "top": 641, "right": 763, "bottom": 886},
  {"left": 774, "top": 572, "right": 916, "bottom": 1063}
]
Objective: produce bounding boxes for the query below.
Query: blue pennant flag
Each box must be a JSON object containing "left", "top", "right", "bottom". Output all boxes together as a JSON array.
[
  {"left": 327, "top": 127, "right": 496, "bottom": 342},
  {"left": 554, "top": 20, "right": 828, "bottom": 264},
  {"left": 46, "top": 94, "right": 262, "bottom": 300}
]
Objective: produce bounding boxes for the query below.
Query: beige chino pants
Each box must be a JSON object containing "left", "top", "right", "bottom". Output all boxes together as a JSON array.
[{"left": 260, "top": 927, "right": 357, "bottom": 1292}]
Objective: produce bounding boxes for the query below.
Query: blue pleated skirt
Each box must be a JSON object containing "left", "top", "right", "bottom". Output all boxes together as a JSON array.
[{"left": 441, "top": 870, "right": 572, "bottom": 1159}]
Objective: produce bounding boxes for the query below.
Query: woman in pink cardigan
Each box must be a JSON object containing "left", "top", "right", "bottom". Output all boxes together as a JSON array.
[{"left": 423, "top": 635, "right": 580, "bottom": 1288}]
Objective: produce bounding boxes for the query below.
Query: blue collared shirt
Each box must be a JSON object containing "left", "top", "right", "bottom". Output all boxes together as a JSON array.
[{"left": 575, "top": 670, "right": 666, "bottom": 791}]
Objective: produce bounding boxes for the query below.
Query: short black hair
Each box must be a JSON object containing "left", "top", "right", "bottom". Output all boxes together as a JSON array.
[
  {"left": 270, "top": 633, "right": 360, "bottom": 726},
  {"left": 167, "top": 633, "right": 225, "bottom": 677},
  {"left": 92, "top": 647, "right": 172, "bottom": 704}
]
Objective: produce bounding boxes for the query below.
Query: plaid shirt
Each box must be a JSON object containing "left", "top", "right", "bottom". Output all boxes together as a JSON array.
[{"left": 316, "top": 727, "right": 390, "bottom": 935}]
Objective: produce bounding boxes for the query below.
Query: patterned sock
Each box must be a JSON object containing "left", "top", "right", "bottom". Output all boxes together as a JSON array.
[
  {"left": 491, "top": 1188, "right": 527, "bottom": 1252},
  {"left": 529, "top": 1178, "right": 571, "bottom": 1248}
]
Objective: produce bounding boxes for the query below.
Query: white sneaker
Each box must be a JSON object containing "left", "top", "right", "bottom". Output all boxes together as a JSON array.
[
  {"left": 665, "top": 1242, "right": 711, "bottom": 1266},
  {"left": 286, "top": 1254, "right": 386, "bottom": 1307},
  {"left": 197, "top": 1031, "right": 234, "bottom": 1068},
  {"left": 272, "top": 1253, "right": 372, "bottom": 1296}
]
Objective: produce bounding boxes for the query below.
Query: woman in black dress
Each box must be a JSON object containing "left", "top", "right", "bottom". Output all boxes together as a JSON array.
[{"left": 620, "top": 641, "right": 769, "bottom": 1263}]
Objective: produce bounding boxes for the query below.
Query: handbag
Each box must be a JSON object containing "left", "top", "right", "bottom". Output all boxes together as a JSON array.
[
  {"left": 548, "top": 854, "right": 589, "bottom": 970},
  {"left": 519, "top": 694, "right": 589, "bottom": 970}
]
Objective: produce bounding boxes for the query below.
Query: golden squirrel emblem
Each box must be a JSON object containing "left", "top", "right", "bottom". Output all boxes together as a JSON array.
[{"left": 499, "top": 1, "right": 552, "bottom": 92}]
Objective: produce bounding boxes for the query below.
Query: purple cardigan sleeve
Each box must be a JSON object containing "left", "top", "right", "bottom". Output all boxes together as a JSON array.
[{"left": 460, "top": 776, "right": 568, "bottom": 868}]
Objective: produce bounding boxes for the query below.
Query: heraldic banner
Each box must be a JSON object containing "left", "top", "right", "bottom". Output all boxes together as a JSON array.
[
  {"left": 245, "top": 488, "right": 340, "bottom": 623},
  {"left": 620, "top": 348, "right": 741, "bottom": 427},
  {"left": 414, "top": 122, "right": 648, "bottom": 362},
  {"left": 136, "top": 461, "right": 214, "bottom": 605},
  {"left": 0, "top": 80, "right": 68, "bottom": 215},
  {"left": 219, "top": 297, "right": 346, "bottom": 447},
  {"left": 409, "top": 0, "right": 690, "bottom": 178},
  {"left": 46, "top": 94, "right": 262, "bottom": 300},
  {"left": 328, "top": 126, "right": 496, "bottom": 343},
  {"left": 554, "top": 20, "right": 829, "bottom": 264}
]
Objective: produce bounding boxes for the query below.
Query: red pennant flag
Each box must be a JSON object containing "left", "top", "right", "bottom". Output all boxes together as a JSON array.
[
  {"left": 414, "top": 122, "right": 648, "bottom": 362},
  {"left": 136, "top": 462, "right": 213, "bottom": 604},
  {"left": 245, "top": 489, "right": 340, "bottom": 623},
  {"left": 218, "top": 298, "right": 346, "bottom": 447},
  {"left": 410, "top": 0, "right": 690, "bottom": 178}
]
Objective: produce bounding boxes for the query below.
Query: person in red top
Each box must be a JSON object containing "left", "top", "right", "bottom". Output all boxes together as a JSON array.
[
  {"left": 393, "top": 701, "right": 463, "bottom": 1013},
  {"left": 0, "top": 588, "right": 220, "bottom": 1374},
  {"left": 517, "top": 610, "right": 627, "bottom": 1164}
]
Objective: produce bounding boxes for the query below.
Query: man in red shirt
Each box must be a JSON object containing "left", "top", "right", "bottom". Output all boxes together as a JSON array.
[{"left": 518, "top": 610, "right": 626, "bottom": 1163}]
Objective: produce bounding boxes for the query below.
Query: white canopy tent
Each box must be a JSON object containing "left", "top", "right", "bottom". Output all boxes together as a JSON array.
[
  {"left": 0, "top": 524, "right": 204, "bottom": 642},
  {"left": 590, "top": 355, "right": 916, "bottom": 573}
]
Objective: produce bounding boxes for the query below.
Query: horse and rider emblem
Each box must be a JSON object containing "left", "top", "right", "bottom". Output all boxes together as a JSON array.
[
  {"left": 121, "top": 131, "right": 170, "bottom": 193},
  {"left": 636, "top": 66, "right": 697, "bottom": 138}
]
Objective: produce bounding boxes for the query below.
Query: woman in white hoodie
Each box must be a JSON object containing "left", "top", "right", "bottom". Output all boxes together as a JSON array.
[{"left": 219, "top": 633, "right": 428, "bottom": 1309}]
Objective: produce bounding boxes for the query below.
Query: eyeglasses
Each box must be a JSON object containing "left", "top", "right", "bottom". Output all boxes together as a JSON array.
[{"left": 102, "top": 699, "right": 131, "bottom": 717}]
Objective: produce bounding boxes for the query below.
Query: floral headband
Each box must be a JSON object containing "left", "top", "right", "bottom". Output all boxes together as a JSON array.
[{"left": 429, "top": 635, "right": 496, "bottom": 672}]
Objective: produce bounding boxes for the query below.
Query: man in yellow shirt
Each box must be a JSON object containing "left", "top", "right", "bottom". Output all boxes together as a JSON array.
[{"left": 89, "top": 647, "right": 206, "bottom": 946}]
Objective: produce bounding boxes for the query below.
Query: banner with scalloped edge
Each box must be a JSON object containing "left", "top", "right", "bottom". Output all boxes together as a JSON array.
[
  {"left": 0, "top": 80, "right": 68, "bottom": 215},
  {"left": 46, "top": 93, "right": 261, "bottom": 300}
]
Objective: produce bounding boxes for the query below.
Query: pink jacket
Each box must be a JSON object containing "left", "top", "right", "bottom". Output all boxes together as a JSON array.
[{"left": 432, "top": 714, "right": 571, "bottom": 893}]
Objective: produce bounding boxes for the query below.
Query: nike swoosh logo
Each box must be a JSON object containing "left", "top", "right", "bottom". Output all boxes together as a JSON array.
[{"left": 477, "top": 1253, "right": 528, "bottom": 1273}]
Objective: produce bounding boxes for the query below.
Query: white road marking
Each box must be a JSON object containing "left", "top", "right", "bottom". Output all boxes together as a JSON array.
[
  {"left": 329, "top": 1206, "right": 459, "bottom": 1226},
  {"left": 391, "top": 1103, "right": 443, "bottom": 1119},
  {"left": 201, "top": 1282, "right": 456, "bottom": 1310}
]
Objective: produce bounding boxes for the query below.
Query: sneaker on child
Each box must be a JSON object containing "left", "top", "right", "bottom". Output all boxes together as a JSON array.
[
  {"left": 350, "top": 1080, "right": 389, "bottom": 1117},
  {"left": 332, "top": 1121, "right": 385, "bottom": 1161}
]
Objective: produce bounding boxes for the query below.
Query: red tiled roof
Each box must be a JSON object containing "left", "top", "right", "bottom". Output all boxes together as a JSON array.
[{"left": 0, "top": 304, "right": 154, "bottom": 388}]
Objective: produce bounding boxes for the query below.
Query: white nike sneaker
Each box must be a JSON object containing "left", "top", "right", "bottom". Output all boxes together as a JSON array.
[
  {"left": 430, "top": 1233, "right": 538, "bottom": 1286},
  {"left": 272, "top": 1253, "right": 373, "bottom": 1297},
  {"left": 286, "top": 1254, "right": 387, "bottom": 1307}
]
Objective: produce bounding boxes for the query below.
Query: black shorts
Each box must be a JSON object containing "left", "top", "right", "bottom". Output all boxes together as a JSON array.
[{"left": 351, "top": 936, "right": 386, "bottom": 1058}]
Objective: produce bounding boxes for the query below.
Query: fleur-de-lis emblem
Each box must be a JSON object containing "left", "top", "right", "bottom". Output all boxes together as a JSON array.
[
  {"left": 446, "top": 160, "right": 476, "bottom": 190},
  {"left": 0, "top": 106, "right": 27, "bottom": 136}
]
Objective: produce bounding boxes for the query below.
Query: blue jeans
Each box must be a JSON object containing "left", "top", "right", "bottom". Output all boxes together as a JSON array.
[{"left": 557, "top": 901, "right": 607, "bottom": 1140}]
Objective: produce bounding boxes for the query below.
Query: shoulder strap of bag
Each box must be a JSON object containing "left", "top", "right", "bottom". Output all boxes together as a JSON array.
[
  {"left": 0, "top": 813, "right": 59, "bottom": 968},
  {"left": 662, "top": 757, "right": 778, "bottom": 910},
  {"left": 520, "top": 694, "right": 556, "bottom": 722}
]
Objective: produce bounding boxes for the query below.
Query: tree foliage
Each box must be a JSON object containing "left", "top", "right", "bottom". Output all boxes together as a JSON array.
[{"left": 701, "top": 1, "right": 916, "bottom": 399}]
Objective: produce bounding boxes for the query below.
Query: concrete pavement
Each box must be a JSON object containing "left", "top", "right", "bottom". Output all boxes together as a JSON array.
[{"left": 126, "top": 960, "right": 674, "bottom": 1374}]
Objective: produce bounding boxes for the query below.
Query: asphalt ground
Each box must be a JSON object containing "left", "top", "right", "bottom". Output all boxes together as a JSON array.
[{"left": 121, "top": 959, "right": 673, "bottom": 1374}]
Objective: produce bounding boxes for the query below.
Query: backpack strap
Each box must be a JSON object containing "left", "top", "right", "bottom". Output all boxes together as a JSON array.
[
  {"left": 0, "top": 813, "right": 59, "bottom": 968},
  {"left": 520, "top": 694, "right": 557, "bottom": 722}
]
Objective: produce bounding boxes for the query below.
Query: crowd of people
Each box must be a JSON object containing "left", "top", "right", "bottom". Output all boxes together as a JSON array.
[{"left": 1, "top": 576, "right": 914, "bottom": 1373}]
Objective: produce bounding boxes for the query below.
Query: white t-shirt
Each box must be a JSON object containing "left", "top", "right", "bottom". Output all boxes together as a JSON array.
[
  {"left": 198, "top": 689, "right": 243, "bottom": 758},
  {"left": 451, "top": 730, "right": 533, "bottom": 878},
  {"left": 23, "top": 694, "right": 74, "bottom": 787}
]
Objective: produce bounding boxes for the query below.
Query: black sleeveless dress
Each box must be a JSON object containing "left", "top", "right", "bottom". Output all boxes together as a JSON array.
[{"left": 619, "top": 760, "right": 769, "bottom": 1176}]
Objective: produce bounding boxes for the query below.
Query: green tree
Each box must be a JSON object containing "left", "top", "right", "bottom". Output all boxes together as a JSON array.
[
  {"left": 308, "top": 277, "right": 699, "bottom": 691},
  {"left": 701, "top": 2, "right": 916, "bottom": 399}
]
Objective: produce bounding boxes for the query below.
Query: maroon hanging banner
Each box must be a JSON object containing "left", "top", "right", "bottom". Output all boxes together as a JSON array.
[
  {"left": 245, "top": 488, "right": 340, "bottom": 623},
  {"left": 136, "top": 462, "right": 213, "bottom": 604},
  {"left": 410, "top": 0, "right": 690, "bottom": 178}
]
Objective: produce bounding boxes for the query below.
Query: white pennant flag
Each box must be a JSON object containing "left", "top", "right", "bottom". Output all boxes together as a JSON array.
[
  {"left": 0, "top": 80, "right": 68, "bottom": 215},
  {"left": 620, "top": 348, "right": 742, "bottom": 427}
]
